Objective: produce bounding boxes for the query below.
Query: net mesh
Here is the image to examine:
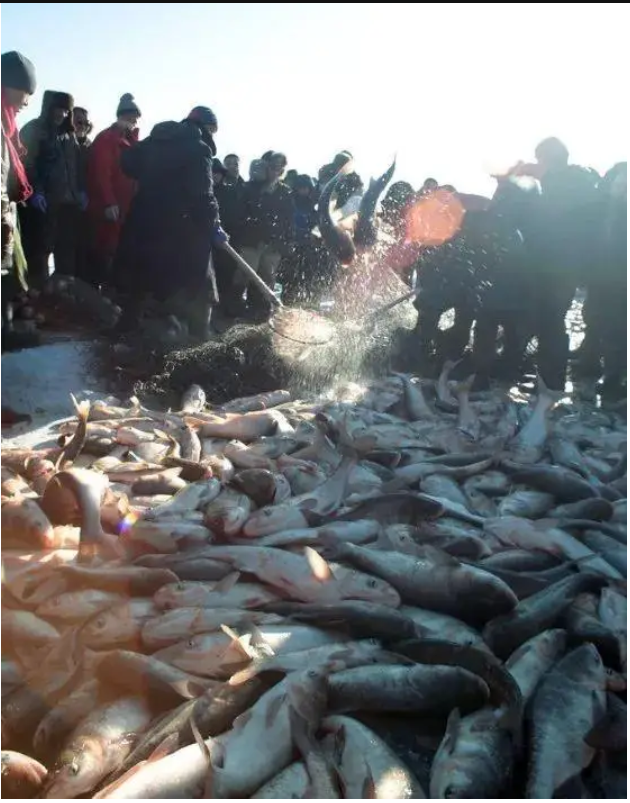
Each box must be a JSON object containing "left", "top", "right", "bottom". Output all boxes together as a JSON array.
[{"left": 92, "top": 269, "right": 418, "bottom": 407}]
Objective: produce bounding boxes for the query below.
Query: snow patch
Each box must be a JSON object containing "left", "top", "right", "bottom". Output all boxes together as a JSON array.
[{"left": 2, "top": 341, "right": 109, "bottom": 447}]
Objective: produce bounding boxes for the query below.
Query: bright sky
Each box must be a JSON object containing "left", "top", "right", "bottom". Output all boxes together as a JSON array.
[{"left": 1, "top": 2, "right": 626, "bottom": 195}]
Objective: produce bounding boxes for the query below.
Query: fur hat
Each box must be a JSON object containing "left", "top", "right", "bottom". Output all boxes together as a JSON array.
[
  {"left": 1, "top": 50, "right": 37, "bottom": 93},
  {"left": 49, "top": 91, "right": 74, "bottom": 111},
  {"left": 117, "top": 93, "right": 141, "bottom": 117}
]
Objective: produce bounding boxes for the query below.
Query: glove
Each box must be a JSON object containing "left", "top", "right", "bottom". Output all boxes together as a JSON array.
[
  {"left": 211, "top": 224, "right": 229, "bottom": 246},
  {"left": 78, "top": 192, "right": 88, "bottom": 212},
  {"left": 104, "top": 205, "right": 120, "bottom": 222},
  {"left": 30, "top": 193, "right": 47, "bottom": 213}
]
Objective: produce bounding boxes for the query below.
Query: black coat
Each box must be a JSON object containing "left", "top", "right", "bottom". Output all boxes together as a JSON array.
[
  {"left": 235, "top": 180, "right": 295, "bottom": 250},
  {"left": 113, "top": 119, "right": 221, "bottom": 302}
]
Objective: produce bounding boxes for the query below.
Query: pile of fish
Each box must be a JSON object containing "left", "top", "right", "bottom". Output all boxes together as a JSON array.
[{"left": 1, "top": 366, "right": 626, "bottom": 799}]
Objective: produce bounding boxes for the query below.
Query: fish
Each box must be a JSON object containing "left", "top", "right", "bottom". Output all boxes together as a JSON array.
[
  {"left": 79, "top": 599, "right": 156, "bottom": 649},
  {"left": 320, "top": 536, "right": 517, "bottom": 625},
  {"left": 497, "top": 489, "right": 556, "bottom": 518},
  {"left": 430, "top": 707, "right": 514, "bottom": 798},
  {"left": 504, "top": 628, "right": 568, "bottom": 702},
  {"left": 43, "top": 697, "right": 153, "bottom": 798},
  {"left": 180, "top": 384, "right": 206, "bottom": 414},
  {"left": 394, "top": 372, "right": 435, "bottom": 420},
  {"left": 242, "top": 455, "right": 356, "bottom": 536},
  {"left": 1, "top": 750, "right": 48, "bottom": 797},
  {"left": 508, "top": 375, "right": 563, "bottom": 463},
  {"left": 322, "top": 714, "right": 426, "bottom": 798},
  {"left": 203, "top": 489, "right": 253, "bottom": 536},
  {"left": 0, "top": 373, "right": 626, "bottom": 800},
  {"left": 211, "top": 668, "right": 330, "bottom": 797},
  {"left": 483, "top": 573, "right": 607, "bottom": 659},
  {"left": 526, "top": 644, "right": 607, "bottom": 798},
  {"left": 327, "top": 663, "right": 490, "bottom": 715},
  {"left": 251, "top": 761, "right": 310, "bottom": 798},
  {"left": 33, "top": 679, "right": 101, "bottom": 754},
  {"left": 1, "top": 497, "right": 55, "bottom": 550},
  {"left": 354, "top": 159, "right": 397, "bottom": 249},
  {"left": 2, "top": 609, "right": 60, "bottom": 650},
  {"left": 141, "top": 607, "right": 283, "bottom": 650},
  {"left": 195, "top": 544, "right": 402, "bottom": 606}
]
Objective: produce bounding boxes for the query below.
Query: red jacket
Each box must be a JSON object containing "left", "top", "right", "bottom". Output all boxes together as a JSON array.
[{"left": 86, "top": 124, "right": 138, "bottom": 256}]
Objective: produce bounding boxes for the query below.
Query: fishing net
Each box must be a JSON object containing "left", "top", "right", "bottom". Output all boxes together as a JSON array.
[{"left": 92, "top": 266, "right": 418, "bottom": 408}]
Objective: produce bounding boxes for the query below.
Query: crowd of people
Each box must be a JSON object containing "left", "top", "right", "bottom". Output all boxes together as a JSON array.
[{"left": 1, "top": 49, "right": 627, "bottom": 399}]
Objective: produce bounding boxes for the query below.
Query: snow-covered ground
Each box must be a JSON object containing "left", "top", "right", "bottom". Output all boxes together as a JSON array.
[{"left": 1, "top": 341, "right": 110, "bottom": 449}]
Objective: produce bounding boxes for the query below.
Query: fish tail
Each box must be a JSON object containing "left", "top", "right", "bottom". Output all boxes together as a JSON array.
[
  {"left": 70, "top": 393, "right": 90, "bottom": 423},
  {"left": 454, "top": 374, "right": 476, "bottom": 396}
]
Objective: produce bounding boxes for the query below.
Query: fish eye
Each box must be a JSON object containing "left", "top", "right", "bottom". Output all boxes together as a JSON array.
[
  {"left": 70, "top": 760, "right": 80, "bottom": 776},
  {"left": 366, "top": 578, "right": 377, "bottom": 588},
  {"left": 443, "top": 785, "right": 459, "bottom": 798},
  {"left": 94, "top": 615, "right": 107, "bottom": 629}
]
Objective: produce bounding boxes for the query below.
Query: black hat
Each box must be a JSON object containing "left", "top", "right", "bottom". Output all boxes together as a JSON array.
[
  {"left": 49, "top": 91, "right": 74, "bottom": 111},
  {"left": 1, "top": 50, "right": 37, "bottom": 94},
  {"left": 117, "top": 93, "right": 141, "bottom": 117},
  {"left": 187, "top": 106, "right": 218, "bottom": 128}
]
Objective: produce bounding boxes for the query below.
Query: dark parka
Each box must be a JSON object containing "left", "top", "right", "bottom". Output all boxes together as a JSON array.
[{"left": 113, "top": 118, "right": 222, "bottom": 302}]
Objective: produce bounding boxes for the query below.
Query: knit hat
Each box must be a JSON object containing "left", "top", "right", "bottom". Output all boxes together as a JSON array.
[
  {"left": 1, "top": 50, "right": 37, "bottom": 93},
  {"left": 187, "top": 106, "right": 218, "bottom": 129},
  {"left": 117, "top": 93, "right": 141, "bottom": 117}
]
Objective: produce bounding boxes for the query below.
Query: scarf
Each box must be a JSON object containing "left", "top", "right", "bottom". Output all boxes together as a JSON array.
[{"left": 1, "top": 88, "right": 33, "bottom": 203}]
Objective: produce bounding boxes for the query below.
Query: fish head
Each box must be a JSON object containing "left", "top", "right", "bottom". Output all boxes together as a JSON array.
[
  {"left": 153, "top": 581, "right": 199, "bottom": 610},
  {"left": 80, "top": 604, "right": 135, "bottom": 648},
  {"left": 242, "top": 504, "right": 309, "bottom": 537},
  {"left": 337, "top": 567, "right": 401, "bottom": 607},
  {"left": 459, "top": 563, "right": 519, "bottom": 617},
  {"left": 560, "top": 643, "right": 606, "bottom": 686},
  {"left": 44, "top": 742, "right": 102, "bottom": 798},
  {"left": 35, "top": 592, "right": 74, "bottom": 621}
]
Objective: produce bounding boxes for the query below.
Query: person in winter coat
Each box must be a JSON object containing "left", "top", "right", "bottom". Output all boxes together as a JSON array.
[
  {"left": 71, "top": 107, "right": 93, "bottom": 281},
  {"left": 1, "top": 50, "right": 38, "bottom": 350},
  {"left": 19, "top": 90, "right": 86, "bottom": 285},
  {"left": 223, "top": 153, "right": 244, "bottom": 187},
  {"left": 113, "top": 106, "right": 228, "bottom": 340},
  {"left": 213, "top": 157, "right": 247, "bottom": 320},
  {"left": 85, "top": 93, "right": 141, "bottom": 286},
  {"left": 234, "top": 152, "right": 295, "bottom": 322}
]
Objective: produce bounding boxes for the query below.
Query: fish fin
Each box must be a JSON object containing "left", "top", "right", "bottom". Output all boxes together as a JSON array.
[
  {"left": 264, "top": 693, "right": 287, "bottom": 728},
  {"left": 153, "top": 429, "right": 172, "bottom": 442},
  {"left": 361, "top": 764, "right": 378, "bottom": 799},
  {"left": 148, "top": 732, "right": 179, "bottom": 761},
  {"left": 214, "top": 571, "right": 241, "bottom": 593},
  {"left": 228, "top": 662, "right": 263, "bottom": 686},
  {"left": 304, "top": 546, "right": 334, "bottom": 582},
  {"left": 441, "top": 707, "right": 462, "bottom": 754},
  {"left": 248, "top": 623, "right": 276, "bottom": 656},
  {"left": 219, "top": 624, "right": 257, "bottom": 661},
  {"left": 190, "top": 714, "right": 214, "bottom": 799},
  {"left": 70, "top": 393, "right": 91, "bottom": 422}
]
